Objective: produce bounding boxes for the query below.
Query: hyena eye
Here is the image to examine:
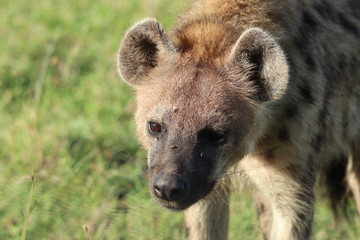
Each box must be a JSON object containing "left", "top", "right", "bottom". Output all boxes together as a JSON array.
[{"left": 148, "top": 121, "right": 162, "bottom": 134}]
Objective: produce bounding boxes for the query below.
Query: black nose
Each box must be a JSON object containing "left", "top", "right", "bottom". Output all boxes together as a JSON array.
[{"left": 153, "top": 172, "right": 188, "bottom": 201}]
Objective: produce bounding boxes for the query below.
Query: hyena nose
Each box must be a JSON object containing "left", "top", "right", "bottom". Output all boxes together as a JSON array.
[{"left": 153, "top": 172, "right": 188, "bottom": 201}]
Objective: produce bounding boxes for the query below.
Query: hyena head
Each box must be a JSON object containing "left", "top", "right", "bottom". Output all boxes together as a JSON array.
[{"left": 117, "top": 19, "right": 288, "bottom": 210}]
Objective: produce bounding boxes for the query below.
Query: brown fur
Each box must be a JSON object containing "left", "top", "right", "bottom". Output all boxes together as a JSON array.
[{"left": 118, "top": 0, "right": 360, "bottom": 239}]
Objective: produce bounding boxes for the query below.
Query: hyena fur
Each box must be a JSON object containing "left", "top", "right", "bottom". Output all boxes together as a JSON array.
[{"left": 117, "top": 0, "right": 360, "bottom": 239}]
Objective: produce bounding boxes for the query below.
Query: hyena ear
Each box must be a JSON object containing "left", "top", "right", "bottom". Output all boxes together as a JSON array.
[
  {"left": 229, "top": 28, "right": 289, "bottom": 100},
  {"left": 117, "top": 18, "right": 176, "bottom": 86}
]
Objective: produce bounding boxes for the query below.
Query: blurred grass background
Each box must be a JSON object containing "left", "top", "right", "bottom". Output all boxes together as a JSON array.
[{"left": 0, "top": 0, "right": 359, "bottom": 239}]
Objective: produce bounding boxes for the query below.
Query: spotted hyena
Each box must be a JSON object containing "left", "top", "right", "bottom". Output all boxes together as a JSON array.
[{"left": 117, "top": 0, "right": 360, "bottom": 239}]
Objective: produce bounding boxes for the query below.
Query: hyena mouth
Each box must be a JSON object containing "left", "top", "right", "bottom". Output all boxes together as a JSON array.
[
  {"left": 151, "top": 172, "right": 216, "bottom": 211},
  {"left": 161, "top": 201, "right": 188, "bottom": 212}
]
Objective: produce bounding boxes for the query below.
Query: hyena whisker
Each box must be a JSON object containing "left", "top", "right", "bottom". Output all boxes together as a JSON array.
[
  {"left": 211, "top": 163, "right": 273, "bottom": 182},
  {"left": 188, "top": 168, "right": 202, "bottom": 173}
]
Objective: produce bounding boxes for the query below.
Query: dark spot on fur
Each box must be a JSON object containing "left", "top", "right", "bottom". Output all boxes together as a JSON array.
[
  {"left": 296, "top": 191, "right": 314, "bottom": 206},
  {"left": 257, "top": 203, "right": 266, "bottom": 215},
  {"left": 284, "top": 105, "right": 298, "bottom": 119},
  {"left": 194, "top": 70, "right": 200, "bottom": 78},
  {"left": 256, "top": 134, "right": 273, "bottom": 149},
  {"left": 304, "top": 53, "right": 317, "bottom": 71},
  {"left": 299, "top": 81, "right": 315, "bottom": 104},
  {"left": 278, "top": 127, "right": 290, "bottom": 142},
  {"left": 303, "top": 11, "right": 317, "bottom": 28},
  {"left": 196, "top": 63, "right": 204, "bottom": 68},
  {"left": 312, "top": 134, "right": 323, "bottom": 152},
  {"left": 294, "top": 12, "right": 321, "bottom": 72},
  {"left": 337, "top": 13, "right": 360, "bottom": 37},
  {"left": 264, "top": 148, "right": 276, "bottom": 160},
  {"left": 294, "top": 11, "right": 317, "bottom": 50},
  {"left": 294, "top": 38, "right": 305, "bottom": 51},
  {"left": 286, "top": 164, "right": 298, "bottom": 175},
  {"left": 297, "top": 212, "right": 306, "bottom": 221}
]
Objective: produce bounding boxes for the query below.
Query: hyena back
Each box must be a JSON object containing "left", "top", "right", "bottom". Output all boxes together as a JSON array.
[{"left": 118, "top": 0, "right": 360, "bottom": 239}]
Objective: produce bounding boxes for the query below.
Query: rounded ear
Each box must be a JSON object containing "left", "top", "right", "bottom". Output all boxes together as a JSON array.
[
  {"left": 229, "top": 28, "right": 289, "bottom": 100},
  {"left": 117, "top": 18, "right": 176, "bottom": 86}
]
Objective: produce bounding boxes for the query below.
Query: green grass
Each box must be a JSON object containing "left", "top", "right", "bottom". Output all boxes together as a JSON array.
[{"left": 0, "top": 0, "right": 359, "bottom": 239}]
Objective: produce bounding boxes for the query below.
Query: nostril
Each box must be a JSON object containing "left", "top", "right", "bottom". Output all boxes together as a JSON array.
[{"left": 154, "top": 185, "right": 162, "bottom": 199}]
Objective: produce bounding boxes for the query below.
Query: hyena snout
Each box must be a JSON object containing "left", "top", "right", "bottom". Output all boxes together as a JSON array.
[{"left": 153, "top": 172, "right": 189, "bottom": 202}]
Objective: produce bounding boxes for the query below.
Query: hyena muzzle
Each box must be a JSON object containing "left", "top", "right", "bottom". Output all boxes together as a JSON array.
[{"left": 117, "top": 0, "right": 360, "bottom": 239}]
